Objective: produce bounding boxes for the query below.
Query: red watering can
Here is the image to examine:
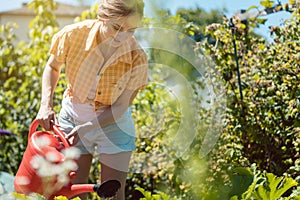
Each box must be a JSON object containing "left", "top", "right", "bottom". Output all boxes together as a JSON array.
[{"left": 14, "top": 119, "right": 121, "bottom": 199}]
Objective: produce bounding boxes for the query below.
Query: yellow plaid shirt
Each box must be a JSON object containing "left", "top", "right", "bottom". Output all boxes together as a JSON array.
[{"left": 49, "top": 20, "right": 148, "bottom": 109}]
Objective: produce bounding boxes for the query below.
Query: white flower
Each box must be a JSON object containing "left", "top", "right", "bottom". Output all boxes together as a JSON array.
[
  {"left": 37, "top": 163, "right": 57, "bottom": 177},
  {"left": 57, "top": 174, "right": 69, "bottom": 185},
  {"left": 14, "top": 176, "right": 30, "bottom": 186},
  {"left": 45, "top": 151, "right": 61, "bottom": 162},
  {"left": 62, "top": 147, "right": 81, "bottom": 160},
  {"left": 35, "top": 135, "right": 51, "bottom": 147},
  {"left": 51, "top": 165, "right": 64, "bottom": 175},
  {"left": 61, "top": 160, "right": 78, "bottom": 172},
  {"left": 30, "top": 155, "right": 45, "bottom": 169}
]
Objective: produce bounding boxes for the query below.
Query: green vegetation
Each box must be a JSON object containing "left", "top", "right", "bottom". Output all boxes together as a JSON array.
[{"left": 0, "top": 0, "right": 299, "bottom": 199}]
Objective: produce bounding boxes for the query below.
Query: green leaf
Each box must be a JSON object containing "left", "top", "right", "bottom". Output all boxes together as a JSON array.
[
  {"left": 188, "top": 30, "right": 195, "bottom": 36},
  {"left": 247, "top": 5, "right": 259, "bottom": 12},
  {"left": 152, "top": 194, "right": 162, "bottom": 200},
  {"left": 267, "top": 173, "right": 284, "bottom": 199},
  {"left": 11, "top": 193, "right": 30, "bottom": 200},
  {"left": 256, "top": 18, "right": 268, "bottom": 25},
  {"left": 274, "top": 176, "right": 298, "bottom": 198},
  {"left": 230, "top": 196, "right": 239, "bottom": 200},
  {"left": 53, "top": 196, "right": 68, "bottom": 200},
  {"left": 241, "top": 177, "right": 262, "bottom": 200},
  {"left": 253, "top": 74, "right": 260, "bottom": 81},
  {"left": 289, "top": 0, "right": 296, "bottom": 5},
  {"left": 254, "top": 173, "right": 298, "bottom": 199},
  {"left": 257, "top": 183, "right": 269, "bottom": 199},
  {"left": 260, "top": 0, "right": 275, "bottom": 8}
]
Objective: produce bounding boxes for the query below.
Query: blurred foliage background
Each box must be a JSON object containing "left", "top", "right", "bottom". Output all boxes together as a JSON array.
[{"left": 0, "top": 0, "right": 299, "bottom": 199}]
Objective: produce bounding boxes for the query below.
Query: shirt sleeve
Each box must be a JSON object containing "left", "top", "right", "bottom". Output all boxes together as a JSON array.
[
  {"left": 126, "top": 50, "right": 148, "bottom": 91},
  {"left": 49, "top": 28, "right": 70, "bottom": 63}
]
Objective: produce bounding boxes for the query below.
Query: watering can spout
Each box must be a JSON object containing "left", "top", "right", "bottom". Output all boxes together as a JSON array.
[{"left": 94, "top": 180, "right": 121, "bottom": 198}]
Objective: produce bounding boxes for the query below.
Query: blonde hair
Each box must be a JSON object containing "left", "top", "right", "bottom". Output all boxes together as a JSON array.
[{"left": 98, "top": 0, "right": 144, "bottom": 20}]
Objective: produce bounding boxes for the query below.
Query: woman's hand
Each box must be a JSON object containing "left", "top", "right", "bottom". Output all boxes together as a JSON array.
[
  {"left": 65, "top": 126, "right": 80, "bottom": 146},
  {"left": 36, "top": 55, "right": 63, "bottom": 130},
  {"left": 65, "top": 121, "right": 95, "bottom": 146},
  {"left": 36, "top": 105, "right": 56, "bottom": 130}
]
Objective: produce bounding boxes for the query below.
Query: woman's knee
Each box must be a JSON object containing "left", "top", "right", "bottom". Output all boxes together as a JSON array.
[{"left": 100, "top": 152, "right": 132, "bottom": 173}]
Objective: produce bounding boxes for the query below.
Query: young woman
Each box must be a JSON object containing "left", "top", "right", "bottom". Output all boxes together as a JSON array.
[{"left": 36, "top": 0, "right": 148, "bottom": 199}]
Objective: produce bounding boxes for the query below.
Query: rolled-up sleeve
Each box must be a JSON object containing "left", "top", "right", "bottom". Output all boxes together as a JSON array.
[
  {"left": 49, "top": 28, "right": 70, "bottom": 63},
  {"left": 126, "top": 50, "right": 148, "bottom": 91}
]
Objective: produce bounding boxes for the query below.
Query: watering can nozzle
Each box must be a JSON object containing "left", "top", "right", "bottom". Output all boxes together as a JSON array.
[{"left": 94, "top": 180, "right": 121, "bottom": 198}]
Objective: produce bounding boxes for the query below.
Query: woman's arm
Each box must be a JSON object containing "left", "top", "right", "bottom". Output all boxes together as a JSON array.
[
  {"left": 36, "top": 55, "right": 64, "bottom": 130},
  {"left": 96, "top": 89, "right": 138, "bottom": 127},
  {"left": 66, "top": 89, "right": 138, "bottom": 144}
]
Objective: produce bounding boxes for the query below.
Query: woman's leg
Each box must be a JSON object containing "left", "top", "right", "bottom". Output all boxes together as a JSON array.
[
  {"left": 100, "top": 152, "right": 132, "bottom": 200},
  {"left": 71, "top": 154, "right": 93, "bottom": 200}
]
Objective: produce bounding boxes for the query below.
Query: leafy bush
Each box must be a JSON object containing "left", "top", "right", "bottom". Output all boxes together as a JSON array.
[
  {"left": 203, "top": 1, "right": 300, "bottom": 198},
  {"left": 0, "top": 0, "right": 63, "bottom": 176},
  {"left": 228, "top": 164, "right": 299, "bottom": 200}
]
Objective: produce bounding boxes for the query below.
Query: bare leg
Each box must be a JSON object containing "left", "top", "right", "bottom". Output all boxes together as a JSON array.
[
  {"left": 71, "top": 154, "right": 93, "bottom": 200},
  {"left": 100, "top": 152, "right": 132, "bottom": 200}
]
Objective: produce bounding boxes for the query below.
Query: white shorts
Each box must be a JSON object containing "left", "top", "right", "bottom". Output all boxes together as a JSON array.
[{"left": 58, "top": 107, "right": 136, "bottom": 155}]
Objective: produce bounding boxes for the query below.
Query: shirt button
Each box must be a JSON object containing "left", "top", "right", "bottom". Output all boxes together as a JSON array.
[
  {"left": 119, "top": 87, "right": 122, "bottom": 90},
  {"left": 97, "top": 91, "right": 102, "bottom": 95}
]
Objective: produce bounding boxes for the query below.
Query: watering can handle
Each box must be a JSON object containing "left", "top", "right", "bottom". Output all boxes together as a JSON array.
[{"left": 29, "top": 119, "right": 70, "bottom": 148}]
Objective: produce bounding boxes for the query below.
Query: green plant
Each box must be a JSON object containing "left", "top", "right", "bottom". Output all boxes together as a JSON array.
[
  {"left": 228, "top": 165, "right": 299, "bottom": 200},
  {"left": 0, "top": 0, "right": 66, "bottom": 174},
  {"left": 201, "top": 1, "right": 300, "bottom": 199},
  {"left": 12, "top": 193, "right": 80, "bottom": 200},
  {"left": 134, "top": 188, "right": 176, "bottom": 200},
  {"left": 242, "top": 173, "right": 298, "bottom": 200}
]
